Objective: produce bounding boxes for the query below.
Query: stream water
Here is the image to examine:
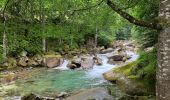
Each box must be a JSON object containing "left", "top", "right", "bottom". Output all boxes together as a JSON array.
[{"left": 1, "top": 51, "right": 138, "bottom": 99}]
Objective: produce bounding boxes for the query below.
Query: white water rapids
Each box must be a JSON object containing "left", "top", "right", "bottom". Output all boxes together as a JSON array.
[{"left": 54, "top": 50, "right": 139, "bottom": 82}]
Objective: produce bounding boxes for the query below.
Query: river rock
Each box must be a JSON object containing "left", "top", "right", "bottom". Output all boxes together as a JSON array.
[
  {"left": 67, "top": 56, "right": 82, "bottom": 69},
  {"left": 100, "top": 48, "right": 114, "bottom": 54},
  {"left": 27, "top": 59, "right": 39, "bottom": 67},
  {"left": 93, "top": 57, "right": 103, "bottom": 65},
  {"left": 22, "top": 93, "right": 55, "bottom": 100},
  {"left": 116, "top": 76, "right": 149, "bottom": 96},
  {"left": 46, "top": 57, "right": 63, "bottom": 68},
  {"left": 7, "top": 58, "right": 17, "bottom": 68},
  {"left": 81, "top": 58, "right": 94, "bottom": 69},
  {"left": 32, "top": 54, "right": 43, "bottom": 65},
  {"left": 66, "top": 87, "right": 113, "bottom": 100},
  {"left": 72, "top": 56, "right": 81, "bottom": 64},
  {"left": 108, "top": 55, "right": 125, "bottom": 61},
  {"left": 67, "top": 63, "right": 81, "bottom": 69},
  {"left": 18, "top": 56, "right": 29, "bottom": 67},
  {"left": 20, "top": 51, "right": 28, "bottom": 57},
  {"left": 57, "top": 92, "right": 68, "bottom": 98},
  {"left": 103, "top": 70, "right": 122, "bottom": 82},
  {"left": 103, "top": 63, "right": 149, "bottom": 96}
]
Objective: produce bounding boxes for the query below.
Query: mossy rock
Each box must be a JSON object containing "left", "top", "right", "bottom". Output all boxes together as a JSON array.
[
  {"left": 103, "top": 61, "right": 137, "bottom": 81},
  {"left": 119, "top": 95, "right": 155, "bottom": 100},
  {"left": 103, "top": 70, "right": 122, "bottom": 82},
  {"left": 113, "top": 61, "right": 137, "bottom": 76}
]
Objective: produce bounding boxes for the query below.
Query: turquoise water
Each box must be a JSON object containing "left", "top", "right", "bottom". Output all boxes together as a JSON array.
[{"left": 14, "top": 69, "right": 109, "bottom": 96}]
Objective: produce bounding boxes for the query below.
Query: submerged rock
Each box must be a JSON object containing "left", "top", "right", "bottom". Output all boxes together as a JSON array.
[
  {"left": 66, "top": 87, "right": 113, "bottom": 100},
  {"left": 57, "top": 92, "right": 68, "bottom": 98},
  {"left": 22, "top": 93, "right": 55, "bottom": 100}
]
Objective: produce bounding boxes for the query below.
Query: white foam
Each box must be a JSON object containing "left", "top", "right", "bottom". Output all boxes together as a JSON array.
[{"left": 53, "top": 60, "right": 69, "bottom": 70}]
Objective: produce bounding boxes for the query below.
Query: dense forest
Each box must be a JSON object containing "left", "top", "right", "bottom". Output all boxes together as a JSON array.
[{"left": 0, "top": 0, "right": 170, "bottom": 100}]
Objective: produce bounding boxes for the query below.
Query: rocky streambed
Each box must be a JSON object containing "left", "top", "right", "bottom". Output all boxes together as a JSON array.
[{"left": 0, "top": 41, "right": 139, "bottom": 100}]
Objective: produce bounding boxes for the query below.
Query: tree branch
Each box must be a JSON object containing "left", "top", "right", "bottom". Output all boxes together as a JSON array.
[{"left": 106, "top": 0, "right": 162, "bottom": 30}]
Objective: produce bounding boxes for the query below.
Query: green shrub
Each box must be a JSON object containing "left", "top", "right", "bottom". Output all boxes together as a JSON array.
[
  {"left": 131, "top": 48, "right": 157, "bottom": 91},
  {"left": 98, "top": 32, "right": 113, "bottom": 47}
]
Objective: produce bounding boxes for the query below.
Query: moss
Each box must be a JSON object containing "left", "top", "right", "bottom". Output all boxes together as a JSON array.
[
  {"left": 109, "top": 49, "right": 156, "bottom": 95},
  {"left": 44, "top": 54, "right": 62, "bottom": 58},
  {"left": 113, "top": 61, "right": 137, "bottom": 76},
  {"left": 127, "top": 75, "right": 139, "bottom": 79}
]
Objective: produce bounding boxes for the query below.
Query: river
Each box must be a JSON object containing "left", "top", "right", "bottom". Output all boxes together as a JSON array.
[{"left": 1, "top": 51, "right": 138, "bottom": 100}]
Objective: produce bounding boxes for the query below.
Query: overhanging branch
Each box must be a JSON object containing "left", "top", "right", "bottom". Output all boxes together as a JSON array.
[{"left": 106, "top": 0, "right": 162, "bottom": 30}]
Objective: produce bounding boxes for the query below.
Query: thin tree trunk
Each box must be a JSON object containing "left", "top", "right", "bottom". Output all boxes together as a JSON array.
[
  {"left": 40, "top": 0, "right": 46, "bottom": 52},
  {"left": 42, "top": 38, "right": 46, "bottom": 52},
  {"left": 2, "top": 0, "right": 10, "bottom": 59},
  {"left": 94, "top": 27, "right": 98, "bottom": 49},
  {"left": 3, "top": 18, "right": 7, "bottom": 59}
]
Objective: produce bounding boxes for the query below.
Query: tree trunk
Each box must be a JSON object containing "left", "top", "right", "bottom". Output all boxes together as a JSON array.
[
  {"left": 105, "top": 0, "right": 170, "bottom": 99},
  {"left": 157, "top": 0, "right": 170, "bottom": 100},
  {"left": 94, "top": 27, "right": 98, "bottom": 49},
  {"left": 2, "top": 0, "right": 10, "bottom": 59},
  {"left": 3, "top": 18, "right": 7, "bottom": 59},
  {"left": 42, "top": 38, "right": 46, "bottom": 52},
  {"left": 40, "top": 0, "right": 46, "bottom": 52}
]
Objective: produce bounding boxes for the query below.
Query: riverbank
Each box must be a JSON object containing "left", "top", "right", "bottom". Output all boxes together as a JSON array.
[{"left": 103, "top": 48, "right": 157, "bottom": 100}]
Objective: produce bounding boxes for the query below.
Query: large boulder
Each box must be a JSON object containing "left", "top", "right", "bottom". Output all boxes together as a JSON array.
[
  {"left": 67, "top": 56, "right": 82, "bottom": 69},
  {"left": 103, "top": 62, "right": 149, "bottom": 96},
  {"left": 67, "top": 55, "right": 95, "bottom": 69},
  {"left": 103, "top": 70, "right": 122, "bottom": 82},
  {"left": 46, "top": 57, "right": 64, "bottom": 68},
  {"left": 81, "top": 58, "right": 94, "bottom": 69}
]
